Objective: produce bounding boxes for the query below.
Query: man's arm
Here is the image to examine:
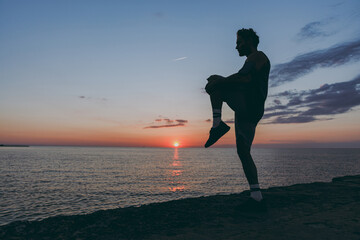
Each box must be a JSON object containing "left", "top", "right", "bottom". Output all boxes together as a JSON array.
[
  {"left": 223, "top": 60, "right": 255, "bottom": 84},
  {"left": 205, "top": 59, "right": 256, "bottom": 94}
]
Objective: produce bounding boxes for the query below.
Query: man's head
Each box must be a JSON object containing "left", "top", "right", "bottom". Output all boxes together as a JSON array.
[{"left": 236, "top": 28, "right": 259, "bottom": 56}]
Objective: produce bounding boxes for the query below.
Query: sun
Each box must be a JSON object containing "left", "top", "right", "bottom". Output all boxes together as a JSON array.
[{"left": 173, "top": 142, "right": 180, "bottom": 148}]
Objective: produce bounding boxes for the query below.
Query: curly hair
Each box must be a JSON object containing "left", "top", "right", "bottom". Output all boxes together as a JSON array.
[{"left": 237, "top": 28, "right": 259, "bottom": 48}]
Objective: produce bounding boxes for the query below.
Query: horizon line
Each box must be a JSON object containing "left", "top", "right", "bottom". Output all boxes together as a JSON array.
[{"left": 1, "top": 144, "right": 359, "bottom": 149}]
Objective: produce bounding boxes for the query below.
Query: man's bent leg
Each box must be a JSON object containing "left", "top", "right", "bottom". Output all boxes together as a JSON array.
[
  {"left": 204, "top": 89, "right": 230, "bottom": 148},
  {"left": 210, "top": 90, "right": 223, "bottom": 110},
  {"left": 210, "top": 90, "right": 223, "bottom": 128}
]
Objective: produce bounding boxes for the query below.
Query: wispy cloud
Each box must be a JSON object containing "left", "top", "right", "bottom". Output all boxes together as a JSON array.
[
  {"left": 78, "top": 96, "right": 108, "bottom": 102},
  {"left": 224, "top": 119, "right": 235, "bottom": 124},
  {"left": 329, "top": 1, "right": 345, "bottom": 8},
  {"left": 270, "top": 39, "right": 360, "bottom": 87},
  {"left": 204, "top": 118, "right": 234, "bottom": 124},
  {"left": 175, "top": 119, "right": 188, "bottom": 123},
  {"left": 296, "top": 20, "right": 332, "bottom": 40},
  {"left": 144, "top": 118, "right": 188, "bottom": 129},
  {"left": 172, "top": 57, "right": 187, "bottom": 61},
  {"left": 144, "top": 123, "right": 186, "bottom": 129},
  {"left": 264, "top": 75, "right": 360, "bottom": 124}
]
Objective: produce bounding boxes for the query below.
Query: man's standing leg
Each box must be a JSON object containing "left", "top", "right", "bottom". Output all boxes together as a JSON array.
[{"left": 235, "top": 115, "right": 263, "bottom": 202}]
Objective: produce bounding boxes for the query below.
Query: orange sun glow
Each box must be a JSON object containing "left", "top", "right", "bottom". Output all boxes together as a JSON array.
[{"left": 173, "top": 142, "right": 180, "bottom": 147}]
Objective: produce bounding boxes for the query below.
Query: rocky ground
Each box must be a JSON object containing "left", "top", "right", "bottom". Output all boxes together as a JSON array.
[{"left": 1, "top": 175, "right": 359, "bottom": 240}]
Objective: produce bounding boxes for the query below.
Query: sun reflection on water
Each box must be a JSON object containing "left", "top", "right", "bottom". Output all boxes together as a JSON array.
[
  {"left": 172, "top": 170, "right": 182, "bottom": 176},
  {"left": 168, "top": 148, "right": 186, "bottom": 192},
  {"left": 173, "top": 148, "right": 179, "bottom": 160},
  {"left": 169, "top": 186, "right": 185, "bottom": 192}
]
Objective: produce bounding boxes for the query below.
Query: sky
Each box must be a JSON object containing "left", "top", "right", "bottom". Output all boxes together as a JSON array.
[{"left": 1, "top": 0, "right": 360, "bottom": 148}]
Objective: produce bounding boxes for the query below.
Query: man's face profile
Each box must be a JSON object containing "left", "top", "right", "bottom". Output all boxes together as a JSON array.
[{"left": 236, "top": 36, "right": 248, "bottom": 56}]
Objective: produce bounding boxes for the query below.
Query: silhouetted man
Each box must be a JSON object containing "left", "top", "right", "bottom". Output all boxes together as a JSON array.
[{"left": 205, "top": 28, "right": 270, "bottom": 209}]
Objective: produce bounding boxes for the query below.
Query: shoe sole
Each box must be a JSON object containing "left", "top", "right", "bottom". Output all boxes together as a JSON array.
[{"left": 204, "top": 126, "right": 230, "bottom": 148}]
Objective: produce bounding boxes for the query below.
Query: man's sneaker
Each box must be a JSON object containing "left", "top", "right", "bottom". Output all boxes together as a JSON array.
[
  {"left": 236, "top": 198, "right": 267, "bottom": 213},
  {"left": 204, "top": 121, "right": 230, "bottom": 148}
]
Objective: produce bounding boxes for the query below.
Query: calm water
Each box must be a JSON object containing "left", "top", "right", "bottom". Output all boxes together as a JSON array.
[{"left": 0, "top": 146, "right": 359, "bottom": 225}]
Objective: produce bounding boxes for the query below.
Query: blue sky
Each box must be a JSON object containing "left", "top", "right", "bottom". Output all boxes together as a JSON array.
[{"left": 1, "top": 0, "right": 360, "bottom": 147}]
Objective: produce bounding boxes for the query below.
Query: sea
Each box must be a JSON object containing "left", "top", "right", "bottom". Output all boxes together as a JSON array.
[{"left": 1, "top": 146, "right": 360, "bottom": 226}]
